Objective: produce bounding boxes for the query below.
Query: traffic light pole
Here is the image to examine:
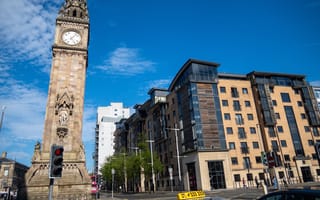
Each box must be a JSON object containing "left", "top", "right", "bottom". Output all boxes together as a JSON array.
[{"left": 49, "top": 178, "right": 54, "bottom": 200}]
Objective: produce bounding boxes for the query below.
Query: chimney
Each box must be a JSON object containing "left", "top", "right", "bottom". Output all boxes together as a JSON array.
[{"left": 2, "top": 152, "right": 7, "bottom": 158}]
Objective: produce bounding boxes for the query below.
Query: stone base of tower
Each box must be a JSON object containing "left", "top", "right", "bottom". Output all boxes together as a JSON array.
[{"left": 21, "top": 161, "right": 92, "bottom": 200}]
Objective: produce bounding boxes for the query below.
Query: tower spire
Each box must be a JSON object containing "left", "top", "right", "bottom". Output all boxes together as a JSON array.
[{"left": 58, "top": 0, "right": 89, "bottom": 21}]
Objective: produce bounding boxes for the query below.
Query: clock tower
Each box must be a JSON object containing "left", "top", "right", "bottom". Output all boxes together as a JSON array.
[{"left": 24, "top": 0, "right": 92, "bottom": 199}]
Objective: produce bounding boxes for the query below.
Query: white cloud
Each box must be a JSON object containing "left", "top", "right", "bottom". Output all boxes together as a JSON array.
[
  {"left": 0, "top": 0, "right": 61, "bottom": 72},
  {"left": 96, "top": 47, "right": 156, "bottom": 76}
]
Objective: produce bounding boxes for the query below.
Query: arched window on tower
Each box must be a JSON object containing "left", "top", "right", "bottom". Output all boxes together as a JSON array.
[{"left": 73, "top": 10, "right": 77, "bottom": 17}]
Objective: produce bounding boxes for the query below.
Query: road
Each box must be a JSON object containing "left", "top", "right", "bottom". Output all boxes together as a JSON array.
[{"left": 95, "top": 182, "right": 320, "bottom": 200}]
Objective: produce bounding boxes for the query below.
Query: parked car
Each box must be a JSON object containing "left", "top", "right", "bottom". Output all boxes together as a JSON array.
[{"left": 257, "top": 189, "right": 320, "bottom": 200}]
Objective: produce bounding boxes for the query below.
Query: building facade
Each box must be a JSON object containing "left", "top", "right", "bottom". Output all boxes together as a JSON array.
[
  {"left": 117, "top": 59, "right": 320, "bottom": 192},
  {"left": 0, "top": 152, "right": 29, "bottom": 198},
  {"left": 313, "top": 86, "right": 320, "bottom": 110},
  {"left": 94, "top": 102, "right": 130, "bottom": 174}
]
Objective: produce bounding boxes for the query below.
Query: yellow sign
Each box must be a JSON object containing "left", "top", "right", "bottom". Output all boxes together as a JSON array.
[{"left": 177, "top": 190, "right": 206, "bottom": 200}]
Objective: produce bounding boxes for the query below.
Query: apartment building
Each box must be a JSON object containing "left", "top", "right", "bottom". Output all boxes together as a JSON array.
[
  {"left": 94, "top": 102, "right": 130, "bottom": 174},
  {"left": 115, "top": 59, "right": 320, "bottom": 192}
]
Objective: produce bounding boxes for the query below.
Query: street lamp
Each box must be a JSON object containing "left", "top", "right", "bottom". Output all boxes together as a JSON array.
[
  {"left": 166, "top": 127, "right": 182, "bottom": 190},
  {"left": 146, "top": 140, "right": 155, "bottom": 191},
  {"left": 111, "top": 168, "right": 115, "bottom": 199},
  {"left": 168, "top": 167, "right": 173, "bottom": 192}
]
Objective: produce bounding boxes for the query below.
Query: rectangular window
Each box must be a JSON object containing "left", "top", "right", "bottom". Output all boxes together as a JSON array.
[
  {"left": 231, "top": 157, "right": 238, "bottom": 165},
  {"left": 301, "top": 113, "right": 306, "bottom": 119},
  {"left": 255, "top": 156, "right": 262, "bottom": 164},
  {"left": 224, "top": 113, "right": 231, "bottom": 120},
  {"left": 280, "top": 140, "right": 287, "bottom": 147},
  {"left": 235, "top": 114, "right": 244, "bottom": 125},
  {"left": 304, "top": 126, "right": 311, "bottom": 132},
  {"left": 222, "top": 100, "right": 228, "bottom": 106},
  {"left": 243, "top": 157, "right": 251, "bottom": 169},
  {"left": 231, "top": 87, "right": 239, "bottom": 98},
  {"left": 271, "top": 140, "right": 279, "bottom": 152},
  {"left": 252, "top": 141, "right": 259, "bottom": 149},
  {"left": 277, "top": 126, "right": 284, "bottom": 133},
  {"left": 238, "top": 127, "right": 246, "bottom": 139},
  {"left": 250, "top": 127, "right": 256, "bottom": 134},
  {"left": 242, "top": 88, "right": 248, "bottom": 94},
  {"left": 245, "top": 101, "right": 251, "bottom": 107},
  {"left": 229, "top": 142, "right": 235, "bottom": 149},
  {"left": 240, "top": 142, "right": 249, "bottom": 154},
  {"left": 284, "top": 154, "right": 290, "bottom": 161},
  {"left": 247, "top": 114, "right": 254, "bottom": 120},
  {"left": 272, "top": 100, "right": 277, "bottom": 106},
  {"left": 308, "top": 140, "right": 314, "bottom": 146},
  {"left": 226, "top": 127, "right": 233, "bottom": 134},
  {"left": 297, "top": 101, "right": 303, "bottom": 107},
  {"left": 233, "top": 100, "right": 241, "bottom": 111},
  {"left": 220, "top": 86, "right": 226, "bottom": 93},
  {"left": 268, "top": 127, "right": 276, "bottom": 137},
  {"left": 281, "top": 93, "right": 291, "bottom": 102},
  {"left": 275, "top": 113, "right": 280, "bottom": 119}
]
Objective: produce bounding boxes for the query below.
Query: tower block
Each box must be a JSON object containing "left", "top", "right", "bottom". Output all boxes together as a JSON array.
[{"left": 24, "top": 0, "right": 92, "bottom": 199}]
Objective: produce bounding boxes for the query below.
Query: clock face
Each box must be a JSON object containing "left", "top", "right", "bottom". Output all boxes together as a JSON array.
[{"left": 62, "top": 31, "right": 81, "bottom": 45}]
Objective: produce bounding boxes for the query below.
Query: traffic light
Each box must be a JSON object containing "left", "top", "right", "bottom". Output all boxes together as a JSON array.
[
  {"left": 50, "top": 144, "right": 64, "bottom": 178},
  {"left": 261, "top": 151, "right": 268, "bottom": 166}
]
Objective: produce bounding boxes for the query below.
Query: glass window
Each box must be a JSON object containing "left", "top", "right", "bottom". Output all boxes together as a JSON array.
[
  {"left": 301, "top": 113, "right": 306, "bottom": 119},
  {"left": 308, "top": 140, "right": 314, "bottom": 146},
  {"left": 284, "top": 154, "right": 290, "bottom": 161},
  {"left": 250, "top": 127, "right": 256, "bottom": 134},
  {"left": 304, "top": 126, "right": 311, "bottom": 132},
  {"left": 245, "top": 101, "right": 251, "bottom": 107},
  {"left": 281, "top": 93, "right": 291, "bottom": 102},
  {"left": 238, "top": 128, "right": 246, "bottom": 139},
  {"left": 242, "top": 88, "right": 248, "bottom": 94},
  {"left": 275, "top": 113, "right": 280, "bottom": 119},
  {"left": 235, "top": 114, "right": 244, "bottom": 125},
  {"left": 247, "top": 114, "right": 254, "bottom": 120},
  {"left": 233, "top": 100, "right": 241, "bottom": 111},
  {"left": 240, "top": 142, "right": 249, "bottom": 154},
  {"left": 229, "top": 142, "right": 235, "bottom": 149},
  {"left": 280, "top": 140, "right": 287, "bottom": 147},
  {"left": 297, "top": 101, "right": 303, "bottom": 107},
  {"left": 277, "top": 126, "right": 284, "bottom": 133},
  {"left": 224, "top": 113, "right": 231, "bottom": 120},
  {"left": 268, "top": 127, "right": 276, "bottom": 137},
  {"left": 220, "top": 86, "right": 226, "bottom": 93},
  {"left": 272, "top": 100, "right": 277, "bottom": 106},
  {"left": 222, "top": 100, "right": 228, "bottom": 106},
  {"left": 252, "top": 142, "right": 259, "bottom": 149},
  {"left": 231, "top": 157, "right": 238, "bottom": 165},
  {"left": 226, "top": 127, "right": 233, "bottom": 134},
  {"left": 231, "top": 87, "right": 239, "bottom": 98},
  {"left": 271, "top": 140, "right": 279, "bottom": 151}
]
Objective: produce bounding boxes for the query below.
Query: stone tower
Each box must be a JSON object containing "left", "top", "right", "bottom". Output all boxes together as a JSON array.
[{"left": 24, "top": 0, "right": 92, "bottom": 199}]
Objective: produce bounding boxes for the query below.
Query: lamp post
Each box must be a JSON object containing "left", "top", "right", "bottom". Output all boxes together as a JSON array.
[
  {"left": 168, "top": 167, "right": 173, "bottom": 192},
  {"left": 111, "top": 168, "right": 115, "bottom": 199},
  {"left": 166, "top": 127, "right": 182, "bottom": 190},
  {"left": 146, "top": 140, "right": 155, "bottom": 191}
]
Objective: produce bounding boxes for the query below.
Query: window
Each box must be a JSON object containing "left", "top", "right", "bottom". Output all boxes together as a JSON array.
[
  {"left": 301, "top": 113, "right": 306, "bottom": 119},
  {"left": 231, "top": 87, "right": 239, "bottom": 98},
  {"left": 224, "top": 113, "right": 231, "bottom": 120},
  {"left": 242, "top": 88, "right": 248, "bottom": 94},
  {"left": 308, "top": 140, "right": 314, "bottom": 146},
  {"left": 252, "top": 141, "right": 259, "bottom": 149},
  {"left": 268, "top": 127, "right": 276, "bottom": 137},
  {"left": 231, "top": 157, "right": 238, "bottom": 165},
  {"left": 277, "top": 126, "right": 284, "bottom": 133},
  {"left": 238, "top": 127, "right": 246, "bottom": 139},
  {"left": 284, "top": 154, "right": 290, "bottom": 161},
  {"left": 235, "top": 114, "right": 244, "bottom": 125},
  {"left": 222, "top": 100, "right": 228, "bottom": 106},
  {"left": 275, "top": 113, "right": 280, "bottom": 119},
  {"left": 243, "top": 157, "right": 251, "bottom": 169},
  {"left": 255, "top": 156, "right": 262, "bottom": 164},
  {"left": 297, "top": 101, "right": 303, "bottom": 107},
  {"left": 233, "top": 100, "right": 241, "bottom": 111},
  {"left": 280, "top": 140, "right": 287, "bottom": 147},
  {"left": 247, "top": 114, "right": 254, "bottom": 120},
  {"left": 240, "top": 142, "right": 248, "bottom": 154},
  {"left": 281, "top": 93, "right": 291, "bottom": 102},
  {"left": 250, "top": 127, "right": 256, "bottom": 134},
  {"left": 272, "top": 100, "right": 277, "bottom": 106},
  {"left": 304, "top": 126, "right": 311, "bottom": 132},
  {"left": 245, "top": 101, "right": 251, "bottom": 107},
  {"left": 220, "top": 86, "right": 226, "bottom": 93},
  {"left": 229, "top": 142, "right": 235, "bottom": 149},
  {"left": 271, "top": 140, "right": 279, "bottom": 151},
  {"left": 226, "top": 127, "right": 233, "bottom": 134}
]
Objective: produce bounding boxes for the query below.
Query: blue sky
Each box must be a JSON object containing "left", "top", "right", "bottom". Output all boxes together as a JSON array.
[{"left": 0, "top": 0, "right": 319, "bottom": 172}]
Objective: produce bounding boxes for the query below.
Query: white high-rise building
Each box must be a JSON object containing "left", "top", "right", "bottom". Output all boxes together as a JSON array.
[{"left": 95, "top": 102, "right": 130, "bottom": 172}]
